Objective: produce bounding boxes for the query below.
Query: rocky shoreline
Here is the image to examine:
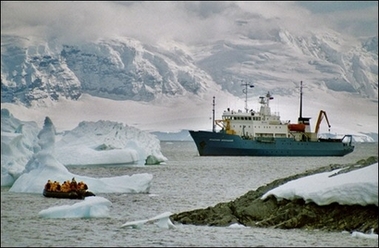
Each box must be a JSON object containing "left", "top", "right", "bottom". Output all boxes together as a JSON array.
[{"left": 170, "top": 156, "right": 378, "bottom": 234}]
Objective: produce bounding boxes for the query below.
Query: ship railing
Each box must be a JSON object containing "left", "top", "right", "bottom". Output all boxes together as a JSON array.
[{"left": 317, "top": 135, "right": 354, "bottom": 146}]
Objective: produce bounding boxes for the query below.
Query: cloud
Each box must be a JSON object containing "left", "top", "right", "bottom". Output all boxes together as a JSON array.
[
  {"left": 0, "top": 2, "right": 236, "bottom": 44},
  {"left": 315, "top": 7, "right": 378, "bottom": 37},
  {"left": 1, "top": 1, "right": 377, "bottom": 46},
  {"left": 297, "top": 1, "right": 378, "bottom": 38}
]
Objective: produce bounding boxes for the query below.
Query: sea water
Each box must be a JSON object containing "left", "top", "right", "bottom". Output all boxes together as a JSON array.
[{"left": 1, "top": 142, "right": 378, "bottom": 247}]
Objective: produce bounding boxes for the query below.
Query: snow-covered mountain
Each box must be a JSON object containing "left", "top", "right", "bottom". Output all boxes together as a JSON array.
[
  {"left": 1, "top": 28, "right": 377, "bottom": 104},
  {"left": 1, "top": 25, "right": 378, "bottom": 141},
  {"left": 1, "top": 35, "right": 216, "bottom": 105}
]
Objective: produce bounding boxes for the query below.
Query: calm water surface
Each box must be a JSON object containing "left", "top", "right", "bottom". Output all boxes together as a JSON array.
[{"left": 1, "top": 142, "right": 378, "bottom": 247}]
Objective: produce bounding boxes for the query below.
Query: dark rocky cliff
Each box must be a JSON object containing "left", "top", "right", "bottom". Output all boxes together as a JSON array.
[{"left": 171, "top": 156, "right": 378, "bottom": 234}]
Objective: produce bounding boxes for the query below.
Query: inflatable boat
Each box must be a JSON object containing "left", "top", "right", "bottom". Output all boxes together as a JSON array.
[{"left": 43, "top": 189, "right": 96, "bottom": 199}]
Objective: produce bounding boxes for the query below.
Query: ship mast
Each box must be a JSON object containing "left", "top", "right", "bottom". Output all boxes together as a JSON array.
[
  {"left": 297, "top": 80, "right": 311, "bottom": 126},
  {"left": 299, "top": 81, "right": 303, "bottom": 118},
  {"left": 241, "top": 81, "right": 254, "bottom": 113},
  {"left": 212, "top": 96, "right": 215, "bottom": 132}
]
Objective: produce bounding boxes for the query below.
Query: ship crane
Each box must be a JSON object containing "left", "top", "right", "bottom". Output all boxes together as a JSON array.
[{"left": 314, "top": 110, "right": 331, "bottom": 134}]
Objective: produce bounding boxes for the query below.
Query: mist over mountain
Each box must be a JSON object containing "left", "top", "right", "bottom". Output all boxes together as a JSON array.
[{"left": 1, "top": 24, "right": 378, "bottom": 141}]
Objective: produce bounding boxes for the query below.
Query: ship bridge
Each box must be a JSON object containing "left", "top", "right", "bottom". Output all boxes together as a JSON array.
[{"left": 217, "top": 92, "right": 289, "bottom": 139}]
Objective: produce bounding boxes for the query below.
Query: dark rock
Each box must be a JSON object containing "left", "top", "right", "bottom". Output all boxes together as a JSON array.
[{"left": 170, "top": 156, "right": 378, "bottom": 234}]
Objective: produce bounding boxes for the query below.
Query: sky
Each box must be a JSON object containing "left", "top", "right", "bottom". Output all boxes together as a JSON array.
[
  {"left": 1, "top": 1, "right": 377, "bottom": 47},
  {"left": 2, "top": 104, "right": 378, "bottom": 239}
]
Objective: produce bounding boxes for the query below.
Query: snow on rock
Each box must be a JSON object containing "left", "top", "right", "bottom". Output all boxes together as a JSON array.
[{"left": 261, "top": 163, "right": 378, "bottom": 206}]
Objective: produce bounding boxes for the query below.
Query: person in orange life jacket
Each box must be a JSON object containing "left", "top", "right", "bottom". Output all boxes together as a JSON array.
[
  {"left": 78, "top": 181, "right": 88, "bottom": 190},
  {"left": 61, "top": 180, "right": 71, "bottom": 192},
  {"left": 51, "top": 181, "right": 58, "bottom": 191}
]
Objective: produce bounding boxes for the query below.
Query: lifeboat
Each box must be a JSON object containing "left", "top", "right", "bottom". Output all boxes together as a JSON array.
[
  {"left": 288, "top": 124, "right": 306, "bottom": 132},
  {"left": 43, "top": 189, "right": 96, "bottom": 199}
]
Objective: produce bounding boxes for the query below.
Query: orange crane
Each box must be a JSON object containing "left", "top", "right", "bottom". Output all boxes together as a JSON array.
[{"left": 314, "top": 110, "right": 331, "bottom": 134}]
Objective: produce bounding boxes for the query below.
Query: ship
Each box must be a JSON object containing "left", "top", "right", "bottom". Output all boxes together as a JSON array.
[{"left": 189, "top": 81, "right": 355, "bottom": 156}]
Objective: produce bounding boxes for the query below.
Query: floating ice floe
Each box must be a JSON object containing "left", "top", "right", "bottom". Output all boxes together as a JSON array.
[{"left": 121, "top": 211, "right": 175, "bottom": 229}]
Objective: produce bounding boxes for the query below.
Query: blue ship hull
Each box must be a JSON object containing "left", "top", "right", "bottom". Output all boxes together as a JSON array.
[{"left": 189, "top": 130, "right": 354, "bottom": 157}]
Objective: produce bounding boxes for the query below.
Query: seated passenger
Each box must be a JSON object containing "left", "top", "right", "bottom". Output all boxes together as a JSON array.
[
  {"left": 61, "top": 180, "right": 71, "bottom": 193},
  {"left": 79, "top": 181, "right": 88, "bottom": 190},
  {"left": 56, "top": 183, "right": 61, "bottom": 192},
  {"left": 53, "top": 181, "right": 61, "bottom": 192},
  {"left": 51, "top": 181, "right": 58, "bottom": 192},
  {"left": 66, "top": 180, "right": 71, "bottom": 192},
  {"left": 44, "top": 180, "right": 52, "bottom": 191},
  {"left": 70, "top": 178, "right": 78, "bottom": 191}
]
